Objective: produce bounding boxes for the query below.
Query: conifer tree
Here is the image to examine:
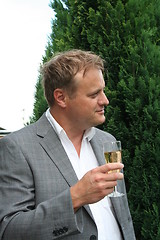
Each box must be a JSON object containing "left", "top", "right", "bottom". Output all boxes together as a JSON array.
[{"left": 104, "top": 1, "right": 160, "bottom": 239}]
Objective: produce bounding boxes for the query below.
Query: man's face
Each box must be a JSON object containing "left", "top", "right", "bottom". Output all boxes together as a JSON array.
[{"left": 65, "top": 67, "right": 109, "bottom": 131}]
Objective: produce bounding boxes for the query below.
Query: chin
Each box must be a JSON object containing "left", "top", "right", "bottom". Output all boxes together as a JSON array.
[
  {"left": 99, "top": 116, "right": 105, "bottom": 123},
  {"left": 93, "top": 118, "right": 105, "bottom": 127}
]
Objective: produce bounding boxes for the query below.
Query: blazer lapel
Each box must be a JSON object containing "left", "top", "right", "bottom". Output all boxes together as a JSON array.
[
  {"left": 90, "top": 135, "right": 105, "bottom": 166},
  {"left": 36, "top": 115, "right": 78, "bottom": 187},
  {"left": 36, "top": 115, "right": 100, "bottom": 220}
]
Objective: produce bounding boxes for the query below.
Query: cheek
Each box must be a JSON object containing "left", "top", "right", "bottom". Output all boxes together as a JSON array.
[{"left": 74, "top": 97, "right": 97, "bottom": 114}]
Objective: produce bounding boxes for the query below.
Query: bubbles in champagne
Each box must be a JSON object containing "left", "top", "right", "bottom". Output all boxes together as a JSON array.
[{"left": 104, "top": 151, "right": 121, "bottom": 173}]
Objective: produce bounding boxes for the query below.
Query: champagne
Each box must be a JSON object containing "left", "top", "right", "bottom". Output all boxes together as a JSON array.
[
  {"left": 103, "top": 141, "right": 124, "bottom": 197},
  {"left": 104, "top": 150, "right": 121, "bottom": 173}
]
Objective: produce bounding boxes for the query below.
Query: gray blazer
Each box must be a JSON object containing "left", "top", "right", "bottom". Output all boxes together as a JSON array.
[{"left": 0, "top": 114, "right": 136, "bottom": 240}]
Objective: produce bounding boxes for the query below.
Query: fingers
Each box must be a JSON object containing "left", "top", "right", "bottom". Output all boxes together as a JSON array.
[
  {"left": 99, "top": 163, "right": 124, "bottom": 173},
  {"left": 105, "top": 171, "right": 124, "bottom": 181},
  {"left": 70, "top": 163, "right": 124, "bottom": 210},
  {"left": 91, "top": 163, "right": 124, "bottom": 178},
  {"left": 91, "top": 167, "right": 124, "bottom": 183}
]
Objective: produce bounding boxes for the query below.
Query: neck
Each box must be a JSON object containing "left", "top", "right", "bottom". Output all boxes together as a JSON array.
[{"left": 50, "top": 107, "right": 85, "bottom": 156}]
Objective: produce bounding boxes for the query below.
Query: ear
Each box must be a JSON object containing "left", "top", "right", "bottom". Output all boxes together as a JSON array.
[{"left": 53, "top": 88, "right": 67, "bottom": 108}]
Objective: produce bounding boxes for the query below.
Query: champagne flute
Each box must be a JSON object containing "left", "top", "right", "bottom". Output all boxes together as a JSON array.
[{"left": 103, "top": 140, "right": 124, "bottom": 197}]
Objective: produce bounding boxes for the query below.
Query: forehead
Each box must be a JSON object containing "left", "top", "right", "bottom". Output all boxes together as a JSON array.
[{"left": 75, "top": 68, "right": 104, "bottom": 87}]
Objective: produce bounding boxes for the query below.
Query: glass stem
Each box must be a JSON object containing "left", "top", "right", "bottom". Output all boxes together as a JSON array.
[{"left": 114, "top": 186, "right": 118, "bottom": 193}]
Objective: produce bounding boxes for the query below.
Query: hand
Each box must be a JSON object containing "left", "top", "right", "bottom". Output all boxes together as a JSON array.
[{"left": 70, "top": 163, "right": 124, "bottom": 212}]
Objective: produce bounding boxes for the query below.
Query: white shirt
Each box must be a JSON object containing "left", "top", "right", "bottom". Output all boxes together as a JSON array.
[{"left": 46, "top": 109, "right": 122, "bottom": 240}]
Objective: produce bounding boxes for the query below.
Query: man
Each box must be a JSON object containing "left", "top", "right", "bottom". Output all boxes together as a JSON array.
[{"left": 0, "top": 50, "right": 136, "bottom": 240}]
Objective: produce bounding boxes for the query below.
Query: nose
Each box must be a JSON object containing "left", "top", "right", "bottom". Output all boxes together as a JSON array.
[
  {"left": 104, "top": 95, "right": 109, "bottom": 106},
  {"left": 99, "top": 92, "right": 109, "bottom": 106}
]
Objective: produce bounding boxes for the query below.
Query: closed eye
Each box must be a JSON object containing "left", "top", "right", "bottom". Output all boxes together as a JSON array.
[
  {"left": 88, "top": 86, "right": 106, "bottom": 98},
  {"left": 92, "top": 92, "right": 99, "bottom": 97},
  {"left": 90, "top": 91, "right": 100, "bottom": 98}
]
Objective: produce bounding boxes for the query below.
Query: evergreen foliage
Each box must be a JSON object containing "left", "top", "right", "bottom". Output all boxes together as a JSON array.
[
  {"left": 30, "top": 0, "right": 160, "bottom": 239},
  {"left": 29, "top": 74, "right": 48, "bottom": 123}
]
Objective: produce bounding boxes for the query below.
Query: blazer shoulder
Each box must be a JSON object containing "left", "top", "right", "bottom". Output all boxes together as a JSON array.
[
  {"left": 94, "top": 128, "right": 116, "bottom": 142},
  {"left": 0, "top": 113, "right": 50, "bottom": 144}
]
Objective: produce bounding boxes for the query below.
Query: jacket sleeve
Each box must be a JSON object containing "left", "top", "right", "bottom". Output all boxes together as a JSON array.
[{"left": 0, "top": 136, "right": 83, "bottom": 240}]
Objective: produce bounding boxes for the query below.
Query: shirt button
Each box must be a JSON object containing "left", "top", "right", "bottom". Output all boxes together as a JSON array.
[{"left": 90, "top": 235, "right": 97, "bottom": 240}]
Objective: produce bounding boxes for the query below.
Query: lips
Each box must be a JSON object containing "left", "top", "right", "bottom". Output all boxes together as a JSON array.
[{"left": 96, "top": 109, "right": 104, "bottom": 113}]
